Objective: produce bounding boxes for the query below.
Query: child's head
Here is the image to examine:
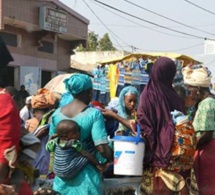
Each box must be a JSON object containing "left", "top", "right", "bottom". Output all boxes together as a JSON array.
[{"left": 56, "top": 120, "right": 80, "bottom": 141}]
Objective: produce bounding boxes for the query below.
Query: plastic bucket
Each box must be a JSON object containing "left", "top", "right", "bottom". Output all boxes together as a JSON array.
[{"left": 113, "top": 125, "right": 145, "bottom": 176}]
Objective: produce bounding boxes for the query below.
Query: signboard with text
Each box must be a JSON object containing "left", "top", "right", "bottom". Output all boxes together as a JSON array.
[{"left": 39, "top": 6, "right": 67, "bottom": 33}]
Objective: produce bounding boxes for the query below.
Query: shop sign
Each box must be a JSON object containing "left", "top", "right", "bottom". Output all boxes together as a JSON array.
[{"left": 39, "top": 6, "right": 67, "bottom": 33}]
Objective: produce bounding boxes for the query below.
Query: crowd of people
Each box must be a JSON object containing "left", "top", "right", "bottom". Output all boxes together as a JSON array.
[{"left": 0, "top": 56, "right": 214, "bottom": 195}]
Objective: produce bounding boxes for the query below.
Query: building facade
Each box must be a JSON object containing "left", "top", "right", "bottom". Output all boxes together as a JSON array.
[{"left": 0, "top": 0, "right": 88, "bottom": 94}]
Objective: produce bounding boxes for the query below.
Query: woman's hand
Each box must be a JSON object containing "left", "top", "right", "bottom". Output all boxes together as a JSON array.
[
  {"left": 101, "top": 109, "right": 117, "bottom": 118},
  {"left": 0, "top": 184, "right": 17, "bottom": 195},
  {"left": 196, "top": 131, "right": 213, "bottom": 150},
  {"left": 129, "top": 120, "right": 137, "bottom": 135},
  {"left": 96, "top": 162, "right": 111, "bottom": 173}
]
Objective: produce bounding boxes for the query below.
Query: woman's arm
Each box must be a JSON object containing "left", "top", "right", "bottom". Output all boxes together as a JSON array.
[
  {"left": 96, "top": 144, "right": 113, "bottom": 162},
  {"left": 101, "top": 109, "right": 133, "bottom": 131},
  {"left": 196, "top": 131, "right": 213, "bottom": 149},
  {"left": 92, "top": 110, "right": 114, "bottom": 162}
]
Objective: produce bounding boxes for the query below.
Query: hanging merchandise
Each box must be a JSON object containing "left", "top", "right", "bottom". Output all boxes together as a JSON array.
[
  {"left": 174, "top": 60, "right": 184, "bottom": 86},
  {"left": 98, "top": 52, "right": 202, "bottom": 100},
  {"left": 105, "top": 64, "right": 111, "bottom": 105},
  {"left": 130, "top": 58, "right": 141, "bottom": 92},
  {"left": 139, "top": 57, "right": 149, "bottom": 93},
  {"left": 124, "top": 60, "right": 132, "bottom": 86},
  {"left": 116, "top": 62, "right": 125, "bottom": 97},
  {"left": 109, "top": 64, "right": 119, "bottom": 99},
  {"left": 99, "top": 65, "right": 107, "bottom": 105},
  {"left": 92, "top": 65, "right": 101, "bottom": 102}
]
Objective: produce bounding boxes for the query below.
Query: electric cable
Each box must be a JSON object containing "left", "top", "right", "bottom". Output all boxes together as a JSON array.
[
  {"left": 92, "top": 0, "right": 214, "bottom": 40},
  {"left": 89, "top": 0, "right": 191, "bottom": 39},
  {"left": 124, "top": 0, "right": 215, "bottom": 36},
  {"left": 83, "top": 0, "right": 131, "bottom": 50},
  {"left": 184, "top": 0, "right": 215, "bottom": 16},
  {"left": 137, "top": 42, "right": 204, "bottom": 52}
]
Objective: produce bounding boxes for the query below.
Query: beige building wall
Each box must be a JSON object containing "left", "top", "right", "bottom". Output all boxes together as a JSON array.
[{"left": 71, "top": 50, "right": 131, "bottom": 72}]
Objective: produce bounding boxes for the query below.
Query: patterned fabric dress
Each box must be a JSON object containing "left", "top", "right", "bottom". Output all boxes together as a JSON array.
[{"left": 192, "top": 97, "right": 215, "bottom": 195}]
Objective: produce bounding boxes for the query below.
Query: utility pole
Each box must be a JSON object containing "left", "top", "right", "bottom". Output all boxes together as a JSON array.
[{"left": 131, "top": 46, "right": 137, "bottom": 53}]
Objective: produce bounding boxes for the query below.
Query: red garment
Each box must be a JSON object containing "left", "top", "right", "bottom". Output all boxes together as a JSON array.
[
  {"left": 0, "top": 92, "right": 20, "bottom": 164},
  {"left": 193, "top": 138, "right": 215, "bottom": 195},
  {"left": 18, "top": 180, "right": 33, "bottom": 195},
  {"left": 0, "top": 92, "right": 32, "bottom": 195}
]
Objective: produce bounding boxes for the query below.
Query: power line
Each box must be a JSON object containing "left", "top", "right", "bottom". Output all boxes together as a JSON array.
[
  {"left": 168, "top": 43, "right": 204, "bottom": 52},
  {"left": 90, "top": 28, "right": 203, "bottom": 52},
  {"left": 184, "top": 0, "right": 215, "bottom": 16},
  {"left": 82, "top": 0, "right": 131, "bottom": 50},
  {"left": 92, "top": 0, "right": 215, "bottom": 40},
  {"left": 89, "top": 0, "right": 191, "bottom": 39},
  {"left": 137, "top": 42, "right": 204, "bottom": 52},
  {"left": 82, "top": 0, "right": 124, "bottom": 49},
  {"left": 88, "top": 28, "right": 130, "bottom": 49},
  {"left": 124, "top": 0, "right": 215, "bottom": 36},
  {"left": 90, "top": 22, "right": 215, "bottom": 28}
]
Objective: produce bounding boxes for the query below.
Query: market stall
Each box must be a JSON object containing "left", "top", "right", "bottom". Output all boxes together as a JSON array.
[{"left": 91, "top": 52, "right": 202, "bottom": 105}]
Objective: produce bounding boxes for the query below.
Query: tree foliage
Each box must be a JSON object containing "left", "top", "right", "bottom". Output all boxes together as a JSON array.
[
  {"left": 98, "top": 33, "right": 116, "bottom": 51},
  {"left": 76, "top": 32, "right": 116, "bottom": 52},
  {"left": 87, "top": 31, "right": 99, "bottom": 51},
  {"left": 76, "top": 44, "right": 86, "bottom": 52}
]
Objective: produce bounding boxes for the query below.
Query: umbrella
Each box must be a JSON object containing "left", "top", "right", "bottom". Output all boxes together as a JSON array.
[{"left": 44, "top": 73, "right": 73, "bottom": 94}]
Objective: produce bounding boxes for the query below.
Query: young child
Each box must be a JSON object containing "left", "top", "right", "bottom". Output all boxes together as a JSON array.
[
  {"left": 46, "top": 119, "right": 110, "bottom": 179},
  {"left": 169, "top": 110, "right": 196, "bottom": 172}
]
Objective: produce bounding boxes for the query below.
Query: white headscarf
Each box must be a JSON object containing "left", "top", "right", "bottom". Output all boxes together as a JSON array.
[{"left": 182, "top": 66, "right": 211, "bottom": 88}]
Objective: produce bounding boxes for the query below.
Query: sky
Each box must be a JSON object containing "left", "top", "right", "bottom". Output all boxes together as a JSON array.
[{"left": 60, "top": 0, "right": 215, "bottom": 56}]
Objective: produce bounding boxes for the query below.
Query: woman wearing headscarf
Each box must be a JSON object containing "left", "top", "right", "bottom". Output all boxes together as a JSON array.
[
  {"left": 137, "top": 57, "right": 190, "bottom": 195},
  {"left": 102, "top": 85, "right": 139, "bottom": 136},
  {"left": 49, "top": 73, "right": 113, "bottom": 195},
  {"left": 25, "top": 88, "right": 57, "bottom": 176},
  {"left": 182, "top": 66, "right": 215, "bottom": 195}
]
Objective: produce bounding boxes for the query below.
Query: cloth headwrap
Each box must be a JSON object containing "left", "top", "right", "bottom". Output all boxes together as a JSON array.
[
  {"left": 182, "top": 66, "right": 211, "bottom": 88},
  {"left": 26, "top": 96, "right": 32, "bottom": 104},
  {"left": 64, "top": 73, "right": 92, "bottom": 95},
  {"left": 58, "top": 92, "right": 74, "bottom": 108},
  {"left": 31, "top": 88, "right": 56, "bottom": 109},
  {"left": 118, "top": 86, "right": 139, "bottom": 119}
]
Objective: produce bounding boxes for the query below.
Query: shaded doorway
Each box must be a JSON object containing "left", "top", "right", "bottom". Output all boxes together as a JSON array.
[
  {"left": 0, "top": 66, "right": 14, "bottom": 87},
  {"left": 42, "top": 70, "right": 51, "bottom": 87}
]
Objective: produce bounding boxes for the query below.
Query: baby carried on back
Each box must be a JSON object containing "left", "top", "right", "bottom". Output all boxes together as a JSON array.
[{"left": 46, "top": 119, "right": 109, "bottom": 179}]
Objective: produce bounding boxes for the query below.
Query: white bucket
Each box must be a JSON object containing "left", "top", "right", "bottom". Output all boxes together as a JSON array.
[{"left": 113, "top": 125, "right": 145, "bottom": 176}]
